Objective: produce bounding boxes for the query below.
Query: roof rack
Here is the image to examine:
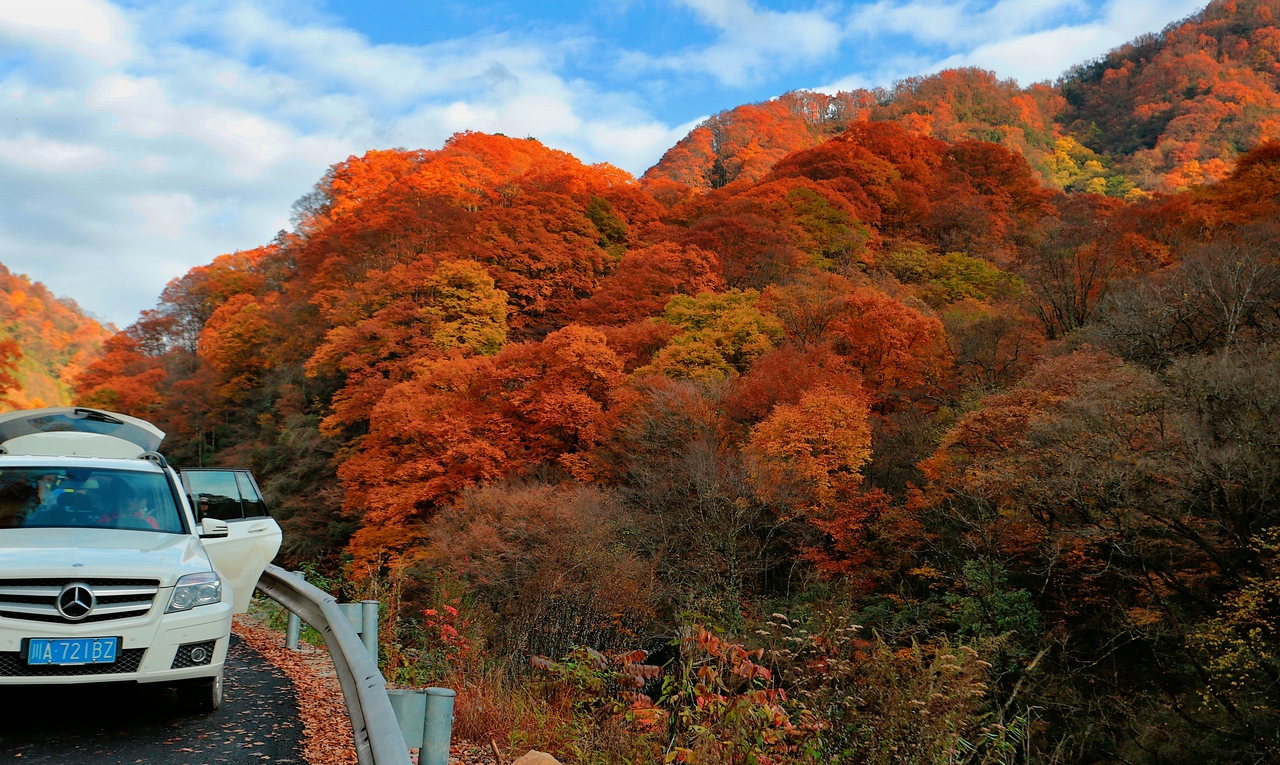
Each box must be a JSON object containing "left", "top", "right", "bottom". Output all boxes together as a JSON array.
[{"left": 139, "top": 451, "right": 169, "bottom": 469}]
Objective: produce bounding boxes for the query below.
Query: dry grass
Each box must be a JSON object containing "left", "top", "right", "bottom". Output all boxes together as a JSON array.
[{"left": 451, "top": 667, "right": 584, "bottom": 761}]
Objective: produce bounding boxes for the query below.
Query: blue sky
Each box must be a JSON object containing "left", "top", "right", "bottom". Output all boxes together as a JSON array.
[{"left": 0, "top": 0, "right": 1205, "bottom": 326}]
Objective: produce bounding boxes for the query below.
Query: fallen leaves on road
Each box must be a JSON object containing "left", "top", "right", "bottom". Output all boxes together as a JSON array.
[{"left": 234, "top": 615, "right": 358, "bottom": 765}]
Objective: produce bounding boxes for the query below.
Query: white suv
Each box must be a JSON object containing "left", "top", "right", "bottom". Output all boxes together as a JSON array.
[{"left": 0, "top": 407, "right": 282, "bottom": 712}]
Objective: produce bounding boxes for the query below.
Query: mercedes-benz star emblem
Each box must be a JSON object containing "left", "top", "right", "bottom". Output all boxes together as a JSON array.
[{"left": 57, "top": 583, "right": 95, "bottom": 621}]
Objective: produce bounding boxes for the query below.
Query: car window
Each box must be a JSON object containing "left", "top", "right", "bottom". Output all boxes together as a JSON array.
[
  {"left": 235, "top": 472, "right": 268, "bottom": 518},
  {"left": 184, "top": 471, "right": 243, "bottom": 521},
  {"left": 0, "top": 467, "right": 185, "bottom": 533}
]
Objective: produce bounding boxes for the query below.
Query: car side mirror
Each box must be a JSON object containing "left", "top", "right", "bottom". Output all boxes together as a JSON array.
[{"left": 199, "top": 518, "right": 230, "bottom": 539}]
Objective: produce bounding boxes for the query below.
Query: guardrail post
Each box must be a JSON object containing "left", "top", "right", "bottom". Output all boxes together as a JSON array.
[
  {"left": 385, "top": 687, "right": 454, "bottom": 762},
  {"left": 386, "top": 689, "right": 426, "bottom": 748},
  {"left": 361, "top": 599, "right": 379, "bottom": 664},
  {"left": 286, "top": 570, "right": 305, "bottom": 650},
  {"left": 422, "top": 688, "right": 456, "bottom": 765}
]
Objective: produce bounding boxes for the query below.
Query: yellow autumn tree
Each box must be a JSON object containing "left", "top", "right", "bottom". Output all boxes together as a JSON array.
[
  {"left": 641, "top": 289, "right": 783, "bottom": 380},
  {"left": 424, "top": 259, "right": 508, "bottom": 355}
]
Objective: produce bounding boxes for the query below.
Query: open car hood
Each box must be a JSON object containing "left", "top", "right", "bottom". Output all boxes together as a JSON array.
[{"left": 0, "top": 408, "right": 164, "bottom": 454}]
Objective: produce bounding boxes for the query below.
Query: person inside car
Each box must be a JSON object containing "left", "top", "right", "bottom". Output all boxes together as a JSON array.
[
  {"left": 121, "top": 489, "right": 160, "bottom": 530},
  {"left": 94, "top": 483, "right": 159, "bottom": 530},
  {"left": 0, "top": 478, "right": 38, "bottom": 528}
]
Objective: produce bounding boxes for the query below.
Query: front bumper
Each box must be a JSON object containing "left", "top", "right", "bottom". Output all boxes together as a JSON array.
[{"left": 0, "top": 598, "right": 232, "bottom": 686}]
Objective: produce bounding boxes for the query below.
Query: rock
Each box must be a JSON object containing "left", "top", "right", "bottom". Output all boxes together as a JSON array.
[{"left": 511, "top": 751, "right": 562, "bottom": 765}]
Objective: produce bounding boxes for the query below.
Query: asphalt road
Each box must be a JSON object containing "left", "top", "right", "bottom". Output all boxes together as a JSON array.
[{"left": 0, "top": 634, "right": 305, "bottom": 764}]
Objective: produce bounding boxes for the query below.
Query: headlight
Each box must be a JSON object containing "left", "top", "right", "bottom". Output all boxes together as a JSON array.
[{"left": 166, "top": 572, "right": 222, "bottom": 613}]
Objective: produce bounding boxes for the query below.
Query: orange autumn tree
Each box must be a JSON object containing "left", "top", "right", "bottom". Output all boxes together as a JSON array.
[
  {"left": 749, "top": 385, "right": 873, "bottom": 511},
  {"left": 295, "top": 148, "right": 428, "bottom": 233},
  {"left": 745, "top": 376, "right": 908, "bottom": 590},
  {"left": 760, "top": 272, "right": 947, "bottom": 396},
  {"left": 307, "top": 259, "right": 509, "bottom": 434},
  {"left": 0, "top": 339, "right": 22, "bottom": 406},
  {"left": 198, "top": 292, "right": 278, "bottom": 399},
  {"left": 74, "top": 334, "right": 167, "bottom": 415},
  {"left": 645, "top": 96, "right": 849, "bottom": 189},
  {"left": 1176, "top": 139, "right": 1280, "bottom": 233},
  {"left": 292, "top": 134, "right": 638, "bottom": 341},
  {"left": 727, "top": 345, "right": 865, "bottom": 422},
  {"left": 568, "top": 242, "right": 723, "bottom": 326}
]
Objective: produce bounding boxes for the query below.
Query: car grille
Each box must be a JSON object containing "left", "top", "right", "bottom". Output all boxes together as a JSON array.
[
  {"left": 0, "top": 648, "right": 146, "bottom": 677},
  {"left": 0, "top": 578, "right": 160, "bottom": 624}
]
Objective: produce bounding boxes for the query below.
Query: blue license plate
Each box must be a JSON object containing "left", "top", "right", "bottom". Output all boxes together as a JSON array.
[{"left": 26, "top": 637, "right": 118, "bottom": 666}]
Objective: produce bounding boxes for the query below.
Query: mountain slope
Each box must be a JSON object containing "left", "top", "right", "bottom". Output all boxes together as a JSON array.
[
  {"left": 71, "top": 126, "right": 1280, "bottom": 764},
  {"left": 647, "top": 0, "right": 1280, "bottom": 195},
  {"left": 1061, "top": 0, "right": 1280, "bottom": 188},
  {"left": 0, "top": 264, "right": 113, "bottom": 411}
]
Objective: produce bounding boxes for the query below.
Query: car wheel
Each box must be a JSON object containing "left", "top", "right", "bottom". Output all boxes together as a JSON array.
[{"left": 177, "top": 671, "right": 222, "bottom": 713}]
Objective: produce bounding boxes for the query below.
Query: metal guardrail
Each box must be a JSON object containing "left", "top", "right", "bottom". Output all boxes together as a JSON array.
[{"left": 255, "top": 563, "right": 412, "bottom": 765}]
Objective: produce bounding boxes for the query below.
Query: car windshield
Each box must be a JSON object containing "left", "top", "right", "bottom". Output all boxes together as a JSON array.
[{"left": 0, "top": 467, "right": 185, "bottom": 534}]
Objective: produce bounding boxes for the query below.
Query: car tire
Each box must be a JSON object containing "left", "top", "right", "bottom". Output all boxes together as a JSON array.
[{"left": 177, "top": 671, "right": 222, "bottom": 713}]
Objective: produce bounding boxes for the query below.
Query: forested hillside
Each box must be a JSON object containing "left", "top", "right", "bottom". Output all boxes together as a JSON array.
[
  {"left": 647, "top": 0, "right": 1280, "bottom": 195},
  {"left": 68, "top": 3, "right": 1280, "bottom": 763},
  {"left": 0, "top": 265, "right": 112, "bottom": 411}
]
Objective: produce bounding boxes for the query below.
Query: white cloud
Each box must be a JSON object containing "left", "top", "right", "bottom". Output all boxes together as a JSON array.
[
  {"left": 129, "top": 193, "right": 196, "bottom": 239},
  {"left": 0, "top": 137, "right": 115, "bottom": 172},
  {"left": 0, "top": 0, "right": 132, "bottom": 64},
  {"left": 585, "top": 116, "right": 703, "bottom": 172},
  {"left": 847, "top": 0, "right": 1206, "bottom": 85},
  {"left": 850, "top": 0, "right": 1088, "bottom": 47},
  {"left": 88, "top": 75, "right": 172, "bottom": 138},
  {"left": 942, "top": 23, "right": 1104, "bottom": 82},
  {"left": 0, "top": 0, "right": 689, "bottom": 326},
  {"left": 814, "top": 72, "right": 874, "bottom": 94},
  {"left": 944, "top": 0, "right": 1206, "bottom": 83},
  {"left": 503, "top": 95, "right": 583, "bottom": 136},
  {"left": 86, "top": 74, "right": 300, "bottom": 176},
  {"left": 132, "top": 155, "right": 166, "bottom": 173},
  {"left": 641, "top": 0, "right": 846, "bottom": 85},
  {"left": 633, "top": 0, "right": 1197, "bottom": 89}
]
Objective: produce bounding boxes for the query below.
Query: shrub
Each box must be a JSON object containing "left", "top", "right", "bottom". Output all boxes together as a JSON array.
[{"left": 423, "top": 482, "right": 659, "bottom": 660}]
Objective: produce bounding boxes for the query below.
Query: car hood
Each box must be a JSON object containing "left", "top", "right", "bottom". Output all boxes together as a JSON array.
[{"left": 0, "top": 528, "right": 210, "bottom": 587}]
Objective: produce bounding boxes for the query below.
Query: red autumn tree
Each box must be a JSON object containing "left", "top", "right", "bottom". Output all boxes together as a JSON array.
[
  {"left": 568, "top": 242, "right": 723, "bottom": 325},
  {"left": 73, "top": 334, "right": 167, "bottom": 416},
  {"left": 339, "top": 324, "right": 626, "bottom": 568}
]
